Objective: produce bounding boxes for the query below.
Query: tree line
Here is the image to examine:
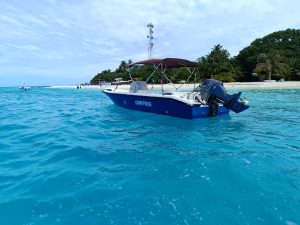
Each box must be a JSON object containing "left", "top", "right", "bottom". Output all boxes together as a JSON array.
[{"left": 90, "top": 29, "right": 300, "bottom": 84}]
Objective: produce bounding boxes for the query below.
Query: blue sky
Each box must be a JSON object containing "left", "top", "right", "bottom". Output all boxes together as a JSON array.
[{"left": 0, "top": 0, "right": 299, "bottom": 86}]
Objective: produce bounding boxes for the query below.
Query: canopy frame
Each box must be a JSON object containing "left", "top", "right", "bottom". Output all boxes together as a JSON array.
[{"left": 127, "top": 58, "right": 199, "bottom": 94}]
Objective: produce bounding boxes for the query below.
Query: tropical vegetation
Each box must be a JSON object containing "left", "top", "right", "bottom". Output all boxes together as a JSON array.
[{"left": 90, "top": 29, "right": 300, "bottom": 84}]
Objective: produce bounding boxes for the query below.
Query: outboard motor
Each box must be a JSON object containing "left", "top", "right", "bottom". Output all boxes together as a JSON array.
[{"left": 199, "top": 79, "right": 249, "bottom": 114}]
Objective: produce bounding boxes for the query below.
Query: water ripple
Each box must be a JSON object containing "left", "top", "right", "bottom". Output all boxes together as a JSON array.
[{"left": 0, "top": 87, "right": 300, "bottom": 225}]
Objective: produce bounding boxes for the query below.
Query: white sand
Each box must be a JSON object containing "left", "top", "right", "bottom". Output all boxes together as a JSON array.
[
  {"left": 224, "top": 81, "right": 300, "bottom": 89},
  {"left": 48, "top": 81, "right": 300, "bottom": 90}
]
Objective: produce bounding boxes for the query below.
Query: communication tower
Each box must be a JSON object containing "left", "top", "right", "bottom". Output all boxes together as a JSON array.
[{"left": 147, "top": 23, "right": 154, "bottom": 59}]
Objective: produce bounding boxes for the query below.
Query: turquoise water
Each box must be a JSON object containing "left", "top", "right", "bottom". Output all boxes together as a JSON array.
[{"left": 0, "top": 87, "right": 300, "bottom": 225}]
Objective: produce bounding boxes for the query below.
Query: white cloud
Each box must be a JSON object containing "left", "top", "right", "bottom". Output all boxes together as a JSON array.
[
  {"left": 6, "top": 44, "right": 40, "bottom": 51},
  {"left": 52, "top": 17, "right": 70, "bottom": 28},
  {"left": 0, "top": 0, "right": 299, "bottom": 85},
  {"left": 0, "top": 14, "right": 22, "bottom": 26}
]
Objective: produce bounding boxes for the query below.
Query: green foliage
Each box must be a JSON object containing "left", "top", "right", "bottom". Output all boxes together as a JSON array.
[
  {"left": 129, "top": 65, "right": 156, "bottom": 81},
  {"left": 287, "top": 58, "right": 300, "bottom": 80},
  {"left": 255, "top": 51, "right": 287, "bottom": 80},
  {"left": 212, "top": 72, "right": 236, "bottom": 82},
  {"left": 90, "top": 60, "right": 132, "bottom": 85},
  {"left": 90, "top": 29, "right": 300, "bottom": 83},
  {"left": 197, "top": 44, "right": 241, "bottom": 82},
  {"left": 90, "top": 60, "right": 195, "bottom": 84},
  {"left": 237, "top": 28, "right": 300, "bottom": 81},
  {"left": 169, "top": 68, "right": 190, "bottom": 83}
]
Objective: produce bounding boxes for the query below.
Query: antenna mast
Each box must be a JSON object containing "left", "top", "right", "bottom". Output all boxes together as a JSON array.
[{"left": 147, "top": 23, "right": 154, "bottom": 59}]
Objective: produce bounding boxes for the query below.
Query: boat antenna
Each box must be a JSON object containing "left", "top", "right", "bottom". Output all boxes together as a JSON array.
[{"left": 147, "top": 23, "right": 154, "bottom": 59}]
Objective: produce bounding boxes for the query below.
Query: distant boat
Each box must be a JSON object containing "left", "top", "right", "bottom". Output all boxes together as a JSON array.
[
  {"left": 103, "top": 58, "right": 249, "bottom": 119},
  {"left": 19, "top": 85, "right": 31, "bottom": 91}
]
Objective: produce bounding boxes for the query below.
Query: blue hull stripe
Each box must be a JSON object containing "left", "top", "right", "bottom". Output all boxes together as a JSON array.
[{"left": 104, "top": 91, "right": 229, "bottom": 119}]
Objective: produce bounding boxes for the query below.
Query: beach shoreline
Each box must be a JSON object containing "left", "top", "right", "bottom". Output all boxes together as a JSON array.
[{"left": 47, "top": 81, "right": 300, "bottom": 90}]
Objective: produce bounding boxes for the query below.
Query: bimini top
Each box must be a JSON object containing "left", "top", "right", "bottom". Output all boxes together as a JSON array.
[{"left": 128, "top": 58, "right": 197, "bottom": 68}]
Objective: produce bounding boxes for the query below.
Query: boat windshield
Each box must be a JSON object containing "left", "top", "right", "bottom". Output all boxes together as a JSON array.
[{"left": 130, "top": 81, "right": 148, "bottom": 93}]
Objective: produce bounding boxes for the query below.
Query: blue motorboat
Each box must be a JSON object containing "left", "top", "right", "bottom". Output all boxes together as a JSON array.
[{"left": 103, "top": 58, "right": 249, "bottom": 119}]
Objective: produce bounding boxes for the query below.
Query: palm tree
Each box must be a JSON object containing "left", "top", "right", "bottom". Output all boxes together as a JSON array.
[
  {"left": 197, "top": 56, "right": 210, "bottom": 79},
  {"left": 256, "top": 52, "right": 283, "bottom": 80},
  {"left": 197, "top": 44, "right": 232, "bottom": 79},
  {"left": 207, "top": 44, "right": 231, "bottom": 75}
]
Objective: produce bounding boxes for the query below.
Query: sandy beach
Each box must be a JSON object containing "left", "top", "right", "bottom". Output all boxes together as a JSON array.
[{"left": 48, "top": 81, "right": 300, "bottom": 90}]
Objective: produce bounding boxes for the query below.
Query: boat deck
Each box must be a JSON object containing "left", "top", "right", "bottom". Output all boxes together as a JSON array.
[{"left": 106, "top": 88, "right": 205, "bottom": 106}]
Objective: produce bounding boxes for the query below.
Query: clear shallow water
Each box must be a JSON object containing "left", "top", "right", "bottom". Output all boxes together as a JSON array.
[{"left": 0, "top": 87, "right": 300, "bottom": 225}]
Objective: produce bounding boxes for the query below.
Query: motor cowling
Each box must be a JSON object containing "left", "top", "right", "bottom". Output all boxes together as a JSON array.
[{"left": 199, "top": 79, "right": 249, "bottom": 113}]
